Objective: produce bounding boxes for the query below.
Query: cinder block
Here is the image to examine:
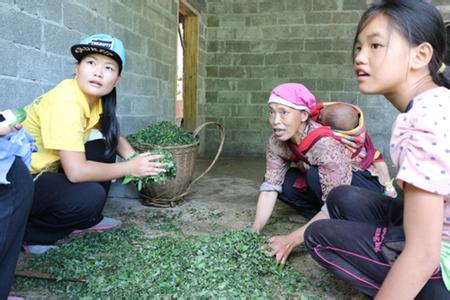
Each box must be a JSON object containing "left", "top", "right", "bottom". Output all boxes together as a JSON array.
[
  {"left": 224, "top": 41, "right": 250, "bottom": 52},
  {"left": 0, "top": 39, "right": 18, "bottom": 76},
  {"left": 16, "top": 0, "right": 62, "bottom": 22},
  {"left": 275, "top": 39, "right": 304, "bottom": 51},
  {"left": 343, "top": 0, "right": 368, "bottom": 10},
  {"left": 277, "top": 65, "right": 303, "bottom": 78},
  {"left": 75, "top": 0, "right": 109, "bottom": 14},
  {"left": 236, "top": 79, "right": 262, "bottom": 91},
  {"left": 205, "top": 103, "right": 232, "bottom": 117},
  {"left": 245, "top": 15, "right": 277, "bottom": 26},
  {"left": 305, "top": 12, "right": 332, "bottom": 24},
  {"left": 233, "top": 54, "right": 265, "bottom": 66},
  {"left": 246, "top": 66, "right": 278, "bottom": 78},
  {"left": 232, "top": 3, "right": 258, "bottom": 14},
  {"left": 250, "top": 91, "right": 270, "bottom": 104},
  {"left": 0, "top": 8, "right": 41, "bottom": 48},
  {"left": 0, "top": 78, "right": 44, "bottom": 107},
  {"left": 277, "top": 13, "right": 306, "bottom": 25},
  {"left": 312, "top": 0, "right": 339, "bottom": 11},
  {"left": 233, "top": 104, "right": 263, "bottom": 117},
  {"left": 108, "top": 2, "right": 134, "bottom": 30},
  {"left": 319, "top": 51, "right": 352, "bottom": 64},
  {"left": 18, "top": 48, "right": 65, "bottom": 83},
  {"left": 283, "top": 0, "right": 312, "bottom": 11},
  {"left": 207, "top": 15, "right": 220, "bottom": 27},
  {"left": 218, "top": 66, "right": 246, "bottom": 78},
  {"left": 290, "top": 51, "right": 318, "bottom": 64},
  {"left": 235, "top": 28, "right": 263, "bottom": 41},
  {"left": 63, "top": 2, "right": 96, "bottom": 33},
  {"left": 43, "top": 23, "right": 79, "bottom": 56},
  {"left": 332, "top": 11, "right": 361, "bottom": 23},
  {"left": 304, "top": 38, "right": 333, "bottom": 51},
  {"left": 264, "top": 53, "right": 290, "bottom": 65},
  {"left": 317, "top": 79, "right": 344, "bottom": 91},
  {"left": 259, "top": 1, "right": 287, "bottom": 13}
]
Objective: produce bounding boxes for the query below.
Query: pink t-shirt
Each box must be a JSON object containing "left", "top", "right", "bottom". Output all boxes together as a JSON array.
[{"left": 390, "top": 87, "right": 450, "bottom": 241}]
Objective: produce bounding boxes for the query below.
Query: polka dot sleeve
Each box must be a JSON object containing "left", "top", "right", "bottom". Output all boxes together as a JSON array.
[{"left": 390, "top": 88, "right": 450, "bottom": 195}]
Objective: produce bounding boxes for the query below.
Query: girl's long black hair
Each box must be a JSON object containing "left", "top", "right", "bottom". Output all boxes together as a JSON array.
[
  {"left": 353, "top": 0, "right": 450, "bottom": 89},
  {"left": 100, "top": 87, "right": 120, "bottom": 157}
]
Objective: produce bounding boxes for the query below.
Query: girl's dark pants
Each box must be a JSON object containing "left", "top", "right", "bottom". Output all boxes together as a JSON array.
[
  {"left": 23, "top": 140, "right": 116, "bottom": 245},
  {"left": 304, "top": 185, "right": 449, "bottom": 299},
  {"left": 0, "top": 157, "right": 33, "bottom": 299},
  {"left": 278, "top": 167, "right": 384, "bottom": 219}
]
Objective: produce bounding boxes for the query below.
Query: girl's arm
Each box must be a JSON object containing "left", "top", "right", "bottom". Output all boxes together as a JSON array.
[
  {"left": 252, "top": 191, "right": 278, "bottom": 231},
  {"left": 116, "top": 135, "right": 137, "bottom": 159},
  {"left": 59, "top": 150, "right": 165, "bottom": 183},
  {"left": 375, "top": 183, "right": 443, "bottom": 299}
]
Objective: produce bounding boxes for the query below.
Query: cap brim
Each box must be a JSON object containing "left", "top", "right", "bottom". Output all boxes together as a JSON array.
[{"left": 71, "top": 44, "right": 123, "bottom": 68}]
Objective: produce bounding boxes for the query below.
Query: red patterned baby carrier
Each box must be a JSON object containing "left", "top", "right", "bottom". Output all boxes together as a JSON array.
[{"left": 288, "top": 102, "right": 383, "bottom": 169}]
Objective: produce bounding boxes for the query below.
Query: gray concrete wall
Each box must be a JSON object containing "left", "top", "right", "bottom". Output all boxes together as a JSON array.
[
  {"left": 0, "top": 0, "right": 209, "bottom": 137},
  {"left": 203, "top": 0, "right": 450, "bottom": 160}
]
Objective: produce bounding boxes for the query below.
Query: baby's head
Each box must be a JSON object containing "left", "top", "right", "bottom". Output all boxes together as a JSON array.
[{"left": 319, "top": 103, "right": 359, "bottom": 131}]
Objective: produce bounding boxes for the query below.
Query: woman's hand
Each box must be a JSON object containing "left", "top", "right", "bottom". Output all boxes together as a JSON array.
[
  {"left": 268, "top": 230, "right": 303, "bottom": 264},
  {"left": 127, "top": 152, "right": 166, "bottom": 177}
]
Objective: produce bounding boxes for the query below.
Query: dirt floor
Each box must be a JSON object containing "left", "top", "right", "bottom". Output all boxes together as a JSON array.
[{"left": 12, "top": 156, "right": 369, "bottom": 299}]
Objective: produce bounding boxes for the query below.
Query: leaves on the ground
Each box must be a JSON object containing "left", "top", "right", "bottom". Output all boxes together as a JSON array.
[{"left": 16, "top": 228, "right": 316, "bottom": 298}]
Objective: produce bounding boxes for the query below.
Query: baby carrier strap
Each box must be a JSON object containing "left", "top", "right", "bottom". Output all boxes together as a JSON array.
[{"left": 288, "top": 126, "right": 335, "bottom": 165}]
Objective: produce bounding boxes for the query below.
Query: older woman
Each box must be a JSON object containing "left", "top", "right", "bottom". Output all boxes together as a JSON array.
[{"left": 251, "top": 83, "right": 388, "bottom": 264}]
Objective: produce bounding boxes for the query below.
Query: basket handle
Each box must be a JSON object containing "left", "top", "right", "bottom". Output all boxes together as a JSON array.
[{"left": 189, "top": 122, "right": 225, "bottom": 187}]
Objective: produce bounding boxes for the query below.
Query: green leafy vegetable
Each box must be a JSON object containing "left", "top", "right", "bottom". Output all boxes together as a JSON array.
[
  {"left": 127, "top": 121, "right": 197, "bottom": 147},
  {"left": 122, "top": 150, "right": 176, "bottom": 190},
  {"left": 16, "top": 228, "right": 312, "bottom": 298}
]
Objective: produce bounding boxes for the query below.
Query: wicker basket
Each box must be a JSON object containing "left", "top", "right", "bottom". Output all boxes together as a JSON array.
[{"left": 134, "top": 122, "right": 224, "bottom": 208}]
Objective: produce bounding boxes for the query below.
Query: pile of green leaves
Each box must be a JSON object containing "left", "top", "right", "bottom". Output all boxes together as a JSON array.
[
  {"left": 127, "top": 121, "right": 197, "bottom": 147},
  {"left": 122, "top": 150, "right": 176, "bottom": 190},
  {"left": 17, "top": 228, "right": 312, "bottom": 298}
]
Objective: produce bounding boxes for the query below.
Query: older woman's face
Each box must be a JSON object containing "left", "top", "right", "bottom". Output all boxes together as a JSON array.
[{"left": 268, "top": 103, "right": 308, "bottom": 143}]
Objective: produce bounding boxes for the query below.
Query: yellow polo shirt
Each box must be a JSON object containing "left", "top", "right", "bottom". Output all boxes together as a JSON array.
[{"left": 23, "top": 79, "right": 102, "bottom": 174}]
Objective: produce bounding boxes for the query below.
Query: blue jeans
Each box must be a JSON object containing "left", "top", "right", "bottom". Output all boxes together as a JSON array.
[
  {"left": 0, "top": 157, "right": 33, "bottom": 299},
  {"left": 278, "top": 167, "right": 384, "bottom": 219}
]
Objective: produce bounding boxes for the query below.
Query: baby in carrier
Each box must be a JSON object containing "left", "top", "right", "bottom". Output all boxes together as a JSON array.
[
  {"left": 314, "top": 102, "right": 397, "bottom": 198},
  {"left": 318, "top": 102, "right": 359, "bottom": 131}
]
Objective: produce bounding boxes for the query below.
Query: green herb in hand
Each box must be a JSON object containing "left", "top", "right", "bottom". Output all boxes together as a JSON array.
[{"left": 122, "top": 150, "right": 176, "bottom": 190}]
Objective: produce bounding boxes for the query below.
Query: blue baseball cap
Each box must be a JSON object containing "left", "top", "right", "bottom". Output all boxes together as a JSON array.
[{"left": 71, "top": 33, "right": 126, "bottom": 71}]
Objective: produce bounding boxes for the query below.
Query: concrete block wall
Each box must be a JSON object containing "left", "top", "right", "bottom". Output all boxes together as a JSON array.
[
  {"left": 203, "top": 0, "right": 450, "bottom": 160},
  {"left": 0, "top": 0, "right": 202, "bottom": 136}
]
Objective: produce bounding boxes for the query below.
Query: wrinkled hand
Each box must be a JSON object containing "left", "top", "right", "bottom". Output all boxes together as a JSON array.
[
  {"left": 268, "top": 231, "right": 303, "bottom": 264},
  {"left": 128, "top": 152, "right": 166, "bottom": 177}
]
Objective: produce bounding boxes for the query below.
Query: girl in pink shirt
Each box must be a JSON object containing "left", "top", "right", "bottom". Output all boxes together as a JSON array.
[{"left": 304, "top": 1, "right": 450, "bottom": 299}]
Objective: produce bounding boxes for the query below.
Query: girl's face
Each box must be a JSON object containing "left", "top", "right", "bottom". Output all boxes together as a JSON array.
[
  {"left": 353, "top": 14, "right": 412, "bottom": 95},
  {"left": 268, "top": 103, "right": 308, "bottom": 143},
  {"left": 75, "top": 54, "right": 121, "bottom": 101}
]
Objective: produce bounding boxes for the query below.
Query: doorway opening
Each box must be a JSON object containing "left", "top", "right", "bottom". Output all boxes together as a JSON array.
[{"left": 177, "top": 1, "right": 199, "bottom": 131}]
